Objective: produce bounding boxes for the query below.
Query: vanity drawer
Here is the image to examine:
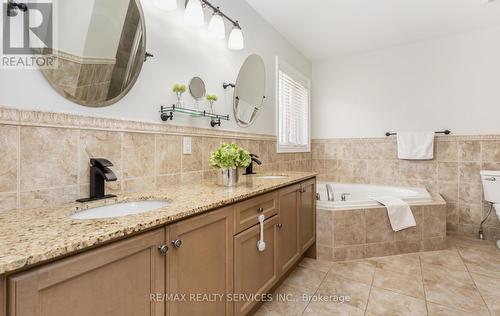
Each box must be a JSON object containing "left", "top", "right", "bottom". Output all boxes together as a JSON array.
[{"left": 234, "top": 191, "right": 278, "bottom": 234}]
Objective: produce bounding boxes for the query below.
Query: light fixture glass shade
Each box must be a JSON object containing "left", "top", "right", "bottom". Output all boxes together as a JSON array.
[
  {"left": 228, "top": 25, "right": 244, "bottom": 50},
  {"left": 184, "top": 0, "right": 205, "bottom": 27},
  {"left": 155, "top": 0, "right": 177, "bottom": 11},
  {"left": 208, "top": 13, "right": 225, "bottom": 40}
]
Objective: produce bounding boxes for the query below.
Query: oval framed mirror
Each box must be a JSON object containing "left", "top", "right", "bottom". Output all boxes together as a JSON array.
[
  {"left": 233, "top": 54, "right": 266, "bottom": 128},
  {"left": 189, "top": 77, "right": 206, "bottom": 100},
  {"left": 42, "top": 0, "right": 147, "bottom": 107}
]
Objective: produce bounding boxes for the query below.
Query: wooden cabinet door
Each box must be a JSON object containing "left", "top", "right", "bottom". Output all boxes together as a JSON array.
[
  {"left": 8, "top": 229, "right": 166, "bottom": 316},
  {"left": 277, "top": 184, "right": 301, "bottom": 274},
  {"left": 299, "top": 179, "right": 316, "bottom": 253},
  {"left": 233, "top": 215, "right": 279, "bottom": 316},
  {"left": 168, "top": 206, "right": 234, "bottom": 316}
]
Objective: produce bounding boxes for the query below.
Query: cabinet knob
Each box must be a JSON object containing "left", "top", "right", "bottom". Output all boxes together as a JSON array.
[
  {"left": 158, "top": 244, "right": 169, "bottom": 255},
  {"left": 257, "top": 207, "right": 264, "bottom": 213},
  {"left": 276, "top": 223, "right": 283, "bottom": 229},
  {"left": 172, "top": 239, "right": 183, "bottom": 248}
]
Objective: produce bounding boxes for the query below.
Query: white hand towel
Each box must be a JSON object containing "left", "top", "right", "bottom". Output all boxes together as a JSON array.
[
  {"left": 397, "top": 131, "right": 435, "bottom": 160},
  {"left": 236, "top": 99, "right": 256, "bottom": 124},
  {"left": 371, "top": 196, "right": 416, "bottom": 232}
]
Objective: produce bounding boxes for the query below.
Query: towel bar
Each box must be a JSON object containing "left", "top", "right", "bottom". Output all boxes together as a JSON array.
[{"left": 385, "top": 130, "right": 451, "bottom": 137}]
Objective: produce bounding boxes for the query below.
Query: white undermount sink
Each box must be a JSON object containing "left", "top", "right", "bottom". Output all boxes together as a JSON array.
[
  {"left": 256, "top": 175, "right": 289, "bottom": 180},
  {"left": 71, "top": 200, "right": 169, "bottom": 220}
]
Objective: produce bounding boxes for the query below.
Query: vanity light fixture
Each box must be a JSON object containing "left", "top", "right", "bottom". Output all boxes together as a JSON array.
[
  {"left": 208, "top": 10, "right": 226, "bottom": 40},
  {"left": 184, "top": 0, "right": 205, "bottom": 27},
  {"left": 179, "top": 0, "right": 244, "bottom": 50},
  {"left": 228, "top": 22, "right": 244, "bottom": 50},
  {"left": 155, "top": 0, "right": 177, "bottom": 11}
]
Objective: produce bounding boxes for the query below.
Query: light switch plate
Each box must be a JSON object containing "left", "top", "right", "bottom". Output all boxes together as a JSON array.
[{"left": 183, "top": 137, "right": 192, "bottom": 155}]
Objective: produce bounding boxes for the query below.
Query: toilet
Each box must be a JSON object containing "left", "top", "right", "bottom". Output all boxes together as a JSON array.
[{"left": 480, "top": 170, "right": 500, "bottom": 249}]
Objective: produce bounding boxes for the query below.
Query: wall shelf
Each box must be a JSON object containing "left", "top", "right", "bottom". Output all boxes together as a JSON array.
[{"left": 160, "top": 105, "right": 230, "bottom": 127}]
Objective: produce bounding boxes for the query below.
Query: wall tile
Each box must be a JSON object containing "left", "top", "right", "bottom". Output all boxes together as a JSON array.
[
  {"left": 0, "top": 125, "right": 17, "bottom": 193},
  {"left": 459, "top": 162, "right": 481, "bottom": 182},
  {"left": 436, "top": 141, "right": 458, "bottom": 162},
  {"left": 317, "top": 210, "right": 333, "bottom": 247},
  {"left": 20, "top": 127, "right": 78, "bottom": 191},
  {"left": 481, "top": 141, "right": 500, "bottom": 162},
  {"left": 155, "top": 135, "right": 182, "bottom": 175},
  {"left": 333, "top": 209, "right": 366, "bottom": 246},
  {"left": 181, "top": 137, "right": 202, "bottom": 173},
  {"left": 458, "top": 204, "right": 482, "bottom": 225},
  {"left": 156, "top": 174, "right": 181, "bottom": 189},
  {"left": 333, "top": 245, "right": 365, "bottom": 261},
  {"left": 458, "top": 142, "right": 481, "bottom": 162},
  {"left": 123, "top": 133, "right": 155, "bottom": 178},
  {"left": 123, "top": 177, "right": 155, "bottom": 193},
  {"left": 437, "top": 162, "right": 458, "bottom": 182},
  {"left": 366, "top": 208, "right": 394, "bottom": 243},
  {"left": 423, "top": 205, "right": 446, "bottom": 238},
  {"left": 21, "top": 186, "right": 78, "bottom": 209},
  {"left": 458, "top": 182, "right": 483, "bottom": 204},
  {"left": 0, "top": 193, "right": 17, "bottom": 212},
  {"left": 79, "top": 130, "right": 122, "bottom": 183},
  {"left": 201, "top": 137, "right": 222, "bottom": 171}
]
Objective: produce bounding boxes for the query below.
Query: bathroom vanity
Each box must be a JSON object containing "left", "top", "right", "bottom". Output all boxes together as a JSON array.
[{"left": 0, "top": 173, "right": 316, "bottom": 316}]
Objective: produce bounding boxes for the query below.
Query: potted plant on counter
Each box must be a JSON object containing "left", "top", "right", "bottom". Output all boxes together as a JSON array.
[{"left": 210, "top": 143, "right": 251, "bottom": 187}]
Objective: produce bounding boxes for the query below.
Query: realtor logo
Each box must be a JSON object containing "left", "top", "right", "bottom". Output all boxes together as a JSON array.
[{"left": 1, "top": 0, "right": 56, "bottom": 69}]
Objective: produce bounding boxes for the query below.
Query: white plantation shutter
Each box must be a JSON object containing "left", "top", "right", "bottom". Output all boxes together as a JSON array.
[{"left": 277, "top": 58, "right": 311, "bottom": 152}]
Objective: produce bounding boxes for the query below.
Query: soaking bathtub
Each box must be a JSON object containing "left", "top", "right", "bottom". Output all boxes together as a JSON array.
[
  {"left": 316, "top": 182, "right": 433, "bottom": 210},
  {"left": 315, "top": 182, "right": 446, "bottom": 261}
]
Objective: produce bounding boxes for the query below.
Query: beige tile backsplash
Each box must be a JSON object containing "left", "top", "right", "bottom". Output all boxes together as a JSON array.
[
  {"left": 0, "top": 108, "right": 311, "bottom": 212},
  {"left": 312, "top": 138, "right": 500, "bottom": 241},
  {"left": 2, "top": 106, "right": 500, "bottom": 241}
]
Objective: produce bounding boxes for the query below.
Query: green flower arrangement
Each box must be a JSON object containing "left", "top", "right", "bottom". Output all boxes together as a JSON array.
[
  {"left": 172, "top": 83, "right": 187, "bottom": 94},
  {"left": 206, "top": 94, "right": 218, "bottom": 102},
  {"left": 210, "top": 143, "right": 252, "bottom": 169},
  {"left": 206, "top": 93, "right": 218, "bottom": 113},
  {"left": 172, "top": 83, "right": 187, "bottom": 106}
]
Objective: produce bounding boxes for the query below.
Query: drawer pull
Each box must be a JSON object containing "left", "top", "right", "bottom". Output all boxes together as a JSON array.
[
  {"left": 276, "top": 223, "right": 283, "bottom": 229},
  {"left": 257, "top": 214, "right": 266, "bottom": 252},
  {"left": 257, "top": 207, "right": 264, "bottom": 213},
  {"left": 172, "top": 239, "right": 182, "bottom": 248},
  {"left": 158, "top": 244, "right": 169, "bottom": 255}
]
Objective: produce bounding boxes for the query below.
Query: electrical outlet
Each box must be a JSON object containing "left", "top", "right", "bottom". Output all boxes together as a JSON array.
[{"left": 183, "top": 137, "right": 192, "bottom": 155}]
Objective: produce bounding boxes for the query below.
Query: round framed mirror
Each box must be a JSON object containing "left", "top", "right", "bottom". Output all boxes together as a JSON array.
[
  {"left": 233, "top": 54, "right": 266, "bottom": 128},
  {"left": 189, "top": 77, "right": 206, "bottom": 100},
  {"left": 42, "top": 0, "right": 147, "bottom": 107}
]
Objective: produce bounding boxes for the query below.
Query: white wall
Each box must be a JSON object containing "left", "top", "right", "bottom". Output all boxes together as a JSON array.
[
  {"left": 0, "top": 0, "right": 311, "bottom": 136},
  {"left": 312, "top": 26, "right": 500, "bottom": 139}
]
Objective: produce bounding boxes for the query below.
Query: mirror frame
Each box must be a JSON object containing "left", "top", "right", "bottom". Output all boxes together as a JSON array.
[
  {"left": 41, "top": 0, "right": 147, "bottom": 107},
  {"left": 233, "top": 54, "right": 266, "bottom": 128}
]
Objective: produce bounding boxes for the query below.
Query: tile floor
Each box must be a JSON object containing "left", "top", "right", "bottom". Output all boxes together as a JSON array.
[{"left": 255, "top": 235, "right": 500, "bottom": 315}]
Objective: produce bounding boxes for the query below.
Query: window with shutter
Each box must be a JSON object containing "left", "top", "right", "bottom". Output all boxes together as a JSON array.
[{"left": 276, "top": 57, "right": 311, "bottom": 153}]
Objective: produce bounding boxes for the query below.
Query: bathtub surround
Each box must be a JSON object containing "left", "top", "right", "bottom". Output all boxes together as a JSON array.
[
  {"left": 316, "top": 200, "right": 447, "bottom": 261},
  {"left": 312, "top": 137, "right": 500, "bottom": 241},
  {"left": 0, "top": 107, "right": 311, "bottom": 213}
]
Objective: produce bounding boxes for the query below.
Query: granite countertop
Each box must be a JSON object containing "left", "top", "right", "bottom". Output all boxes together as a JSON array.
[{"left": 0, "top": 172, "right": 316, "bottom": 275}]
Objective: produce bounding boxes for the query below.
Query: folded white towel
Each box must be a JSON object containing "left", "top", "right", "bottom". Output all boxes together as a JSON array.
[
  {"left": 397, "top": 131, "right": 435, "bottom": 160},
  {"left": 371, "top": 196, "right": 416, "bottom": 232}
]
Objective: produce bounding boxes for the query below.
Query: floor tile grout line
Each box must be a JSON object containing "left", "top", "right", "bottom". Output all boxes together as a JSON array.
[
  {"left": 363, "top": 260, "right": 377, "bottom": 316},
  {"left": 455, "top": 245, "right": 494, "bottom": 316},
  {"left": 418, "top": 254, "right": 430, "bottom": 315},
  {"left": 300, "top": 264, "right": 330, "bottom": 316}
]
